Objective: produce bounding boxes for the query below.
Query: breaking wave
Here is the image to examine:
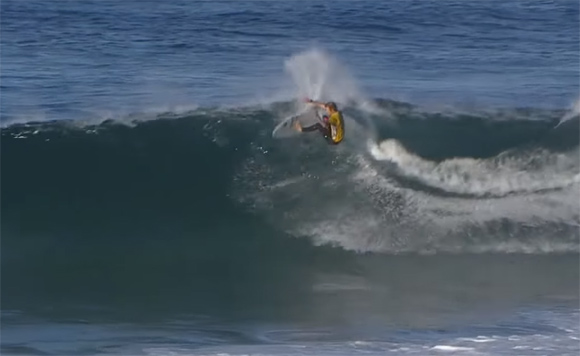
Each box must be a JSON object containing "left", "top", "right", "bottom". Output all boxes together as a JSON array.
[{"left": 2, "top": 99, "right": 578, "bottom": 257}]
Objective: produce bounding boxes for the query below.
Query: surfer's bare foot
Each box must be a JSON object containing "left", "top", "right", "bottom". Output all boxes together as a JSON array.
[{"left": 293, "top": 120, "right": 302, "bottom": 132}]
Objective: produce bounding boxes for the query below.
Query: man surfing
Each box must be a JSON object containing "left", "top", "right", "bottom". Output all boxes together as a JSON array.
[{"left": 294, "top": 98, "right": 345, "bottom": 145}]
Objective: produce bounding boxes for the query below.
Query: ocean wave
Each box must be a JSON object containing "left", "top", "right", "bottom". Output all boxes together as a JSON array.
[{"left": 2, "top": 100, "right": 578, "bottom": 256}]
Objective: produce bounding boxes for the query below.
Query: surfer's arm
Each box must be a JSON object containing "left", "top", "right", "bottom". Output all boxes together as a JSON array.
[{"left": 304, "top": 98, "right": 326, "bottom": 109}]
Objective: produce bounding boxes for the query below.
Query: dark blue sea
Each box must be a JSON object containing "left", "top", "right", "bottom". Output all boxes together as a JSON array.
[{"left": 2, "top": 1, "right": 579, "bottom": 355}]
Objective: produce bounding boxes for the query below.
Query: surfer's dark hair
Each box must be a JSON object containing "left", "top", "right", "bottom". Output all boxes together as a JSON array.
[{"left": 325, "top": 102, "right": 337, "bottom": 111}]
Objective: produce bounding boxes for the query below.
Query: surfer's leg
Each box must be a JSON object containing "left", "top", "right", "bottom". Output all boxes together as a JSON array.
[
  {"left": 302, "top": 123, "right": 334, "bottom": 143},
  {"left": 318, "top": 125, "right": 333, "bottom": 142},
  {"left": 301, "top": 123, "right": 326, "bottom": 133}
]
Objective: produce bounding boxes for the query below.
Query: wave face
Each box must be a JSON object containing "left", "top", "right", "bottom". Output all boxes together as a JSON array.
[{"left": 3, "top": 100, "right": 578, "bottom": 258}]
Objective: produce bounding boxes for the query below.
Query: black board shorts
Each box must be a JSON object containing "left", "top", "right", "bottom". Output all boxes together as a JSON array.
[{"left": 302, "top": 123, "right": 339, "bottom": 145}]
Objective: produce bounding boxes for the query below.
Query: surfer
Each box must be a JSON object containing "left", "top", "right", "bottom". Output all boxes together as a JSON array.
[{"left": 294, "top": 98, "right": 345, "bottom": 145}]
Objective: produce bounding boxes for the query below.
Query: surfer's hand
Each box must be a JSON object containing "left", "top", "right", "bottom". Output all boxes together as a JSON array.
[{"left": 303, "top": 97, "right": 312, "bottom": 103}]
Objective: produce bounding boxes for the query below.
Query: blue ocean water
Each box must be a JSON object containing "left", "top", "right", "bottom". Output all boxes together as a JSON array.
[
  {"left": 2, "top": 0, "right": 578, "bottom": 123},
  {"left": 1, "top": 0, "right": 579, "bottom": 355}
]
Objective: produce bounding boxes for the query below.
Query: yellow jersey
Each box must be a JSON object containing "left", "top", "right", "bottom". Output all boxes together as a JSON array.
[{"left": 327, "top": 111, "right": 345, "bottom": 144}]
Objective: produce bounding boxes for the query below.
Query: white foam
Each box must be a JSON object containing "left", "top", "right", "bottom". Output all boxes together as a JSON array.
[
  {"left": 368, "top": 139, "right": 580, "bottom": 196},
  {"left": 431, "top": 345, "right": 475, "bottom": 352},
  {"left": 458, "top": 336, "right": 496, "bottom": 343},
  {"left": 259, "top": 148, "right": 580, "bottom": 254},
  {"left": 341, "top": 154, "right": 578, "bottom": 253}
]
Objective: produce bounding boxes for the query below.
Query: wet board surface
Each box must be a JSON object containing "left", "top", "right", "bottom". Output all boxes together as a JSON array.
[{"left": 272, "top": 109, "right": 320, "bottom": 138}]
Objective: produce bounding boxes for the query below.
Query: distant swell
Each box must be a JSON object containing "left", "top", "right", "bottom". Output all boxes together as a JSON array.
[{"left": 2, "top": 99, "right": 579, "bottom": 260}]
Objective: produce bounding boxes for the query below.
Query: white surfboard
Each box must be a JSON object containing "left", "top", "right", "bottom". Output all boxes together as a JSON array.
[
  {"left": 272, "top": 113, "right": 300, "bottom": 138},
  {"left": 272, "top": 108, "right": 321, "bottom": 138}
]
